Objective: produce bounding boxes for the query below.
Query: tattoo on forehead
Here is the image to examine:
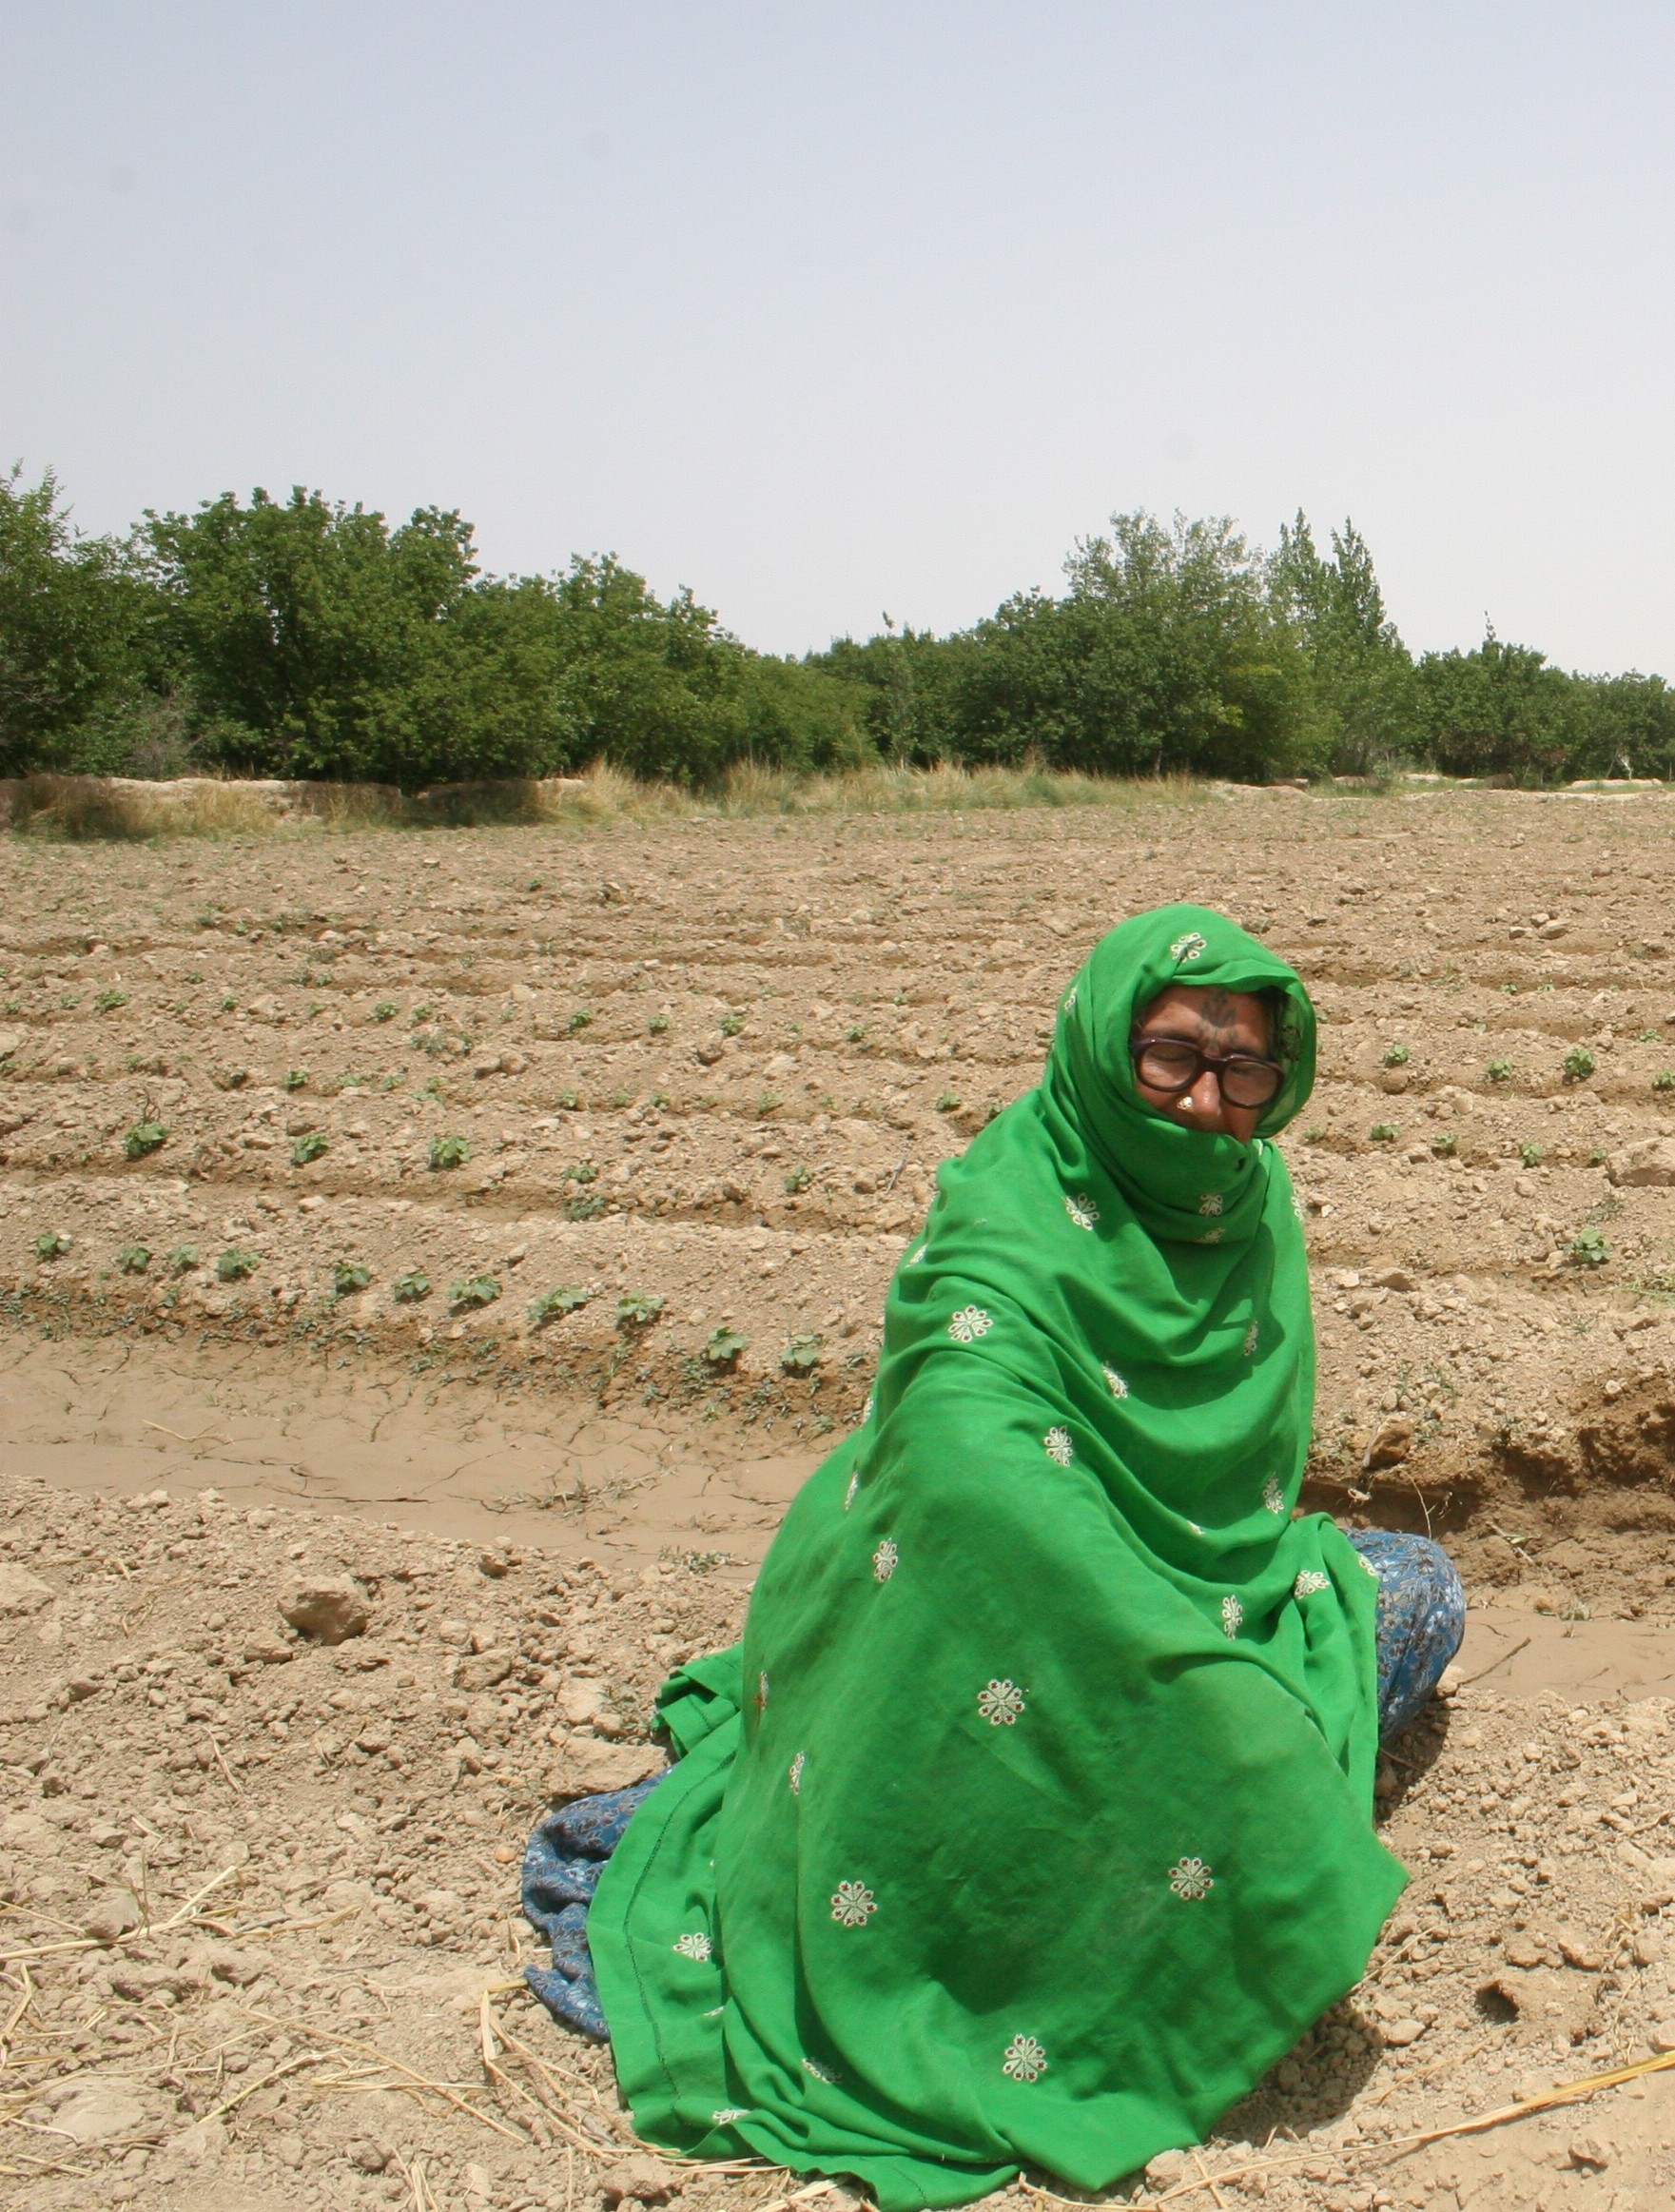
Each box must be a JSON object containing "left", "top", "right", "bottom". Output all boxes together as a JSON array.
[{"left": 1198, "top": 989, "right": 1239, "bottom": 1034}]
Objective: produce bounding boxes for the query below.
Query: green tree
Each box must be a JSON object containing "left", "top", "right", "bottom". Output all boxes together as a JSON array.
[
  {"left": 1414, "top": 629, "right": 1581, "bottom": 782},
  {"left": 1271, "top": 514, "right": 1418, "bottom": 772},
  {"left": 0, "top": 466, "right": 154, "bottom": 773},
  {"left": 940, "top": 512, "right": 1321, "bottom": 780}
]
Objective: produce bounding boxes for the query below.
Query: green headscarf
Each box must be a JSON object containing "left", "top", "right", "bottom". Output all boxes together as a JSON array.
[{"left": 589, "top": 904, "right": 1403, "bottom": 2210}]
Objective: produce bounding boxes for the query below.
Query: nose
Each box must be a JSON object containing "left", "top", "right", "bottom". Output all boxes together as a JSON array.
[{"left": 1180, "top": 1067, "right": 1225, "bottom": 1125}]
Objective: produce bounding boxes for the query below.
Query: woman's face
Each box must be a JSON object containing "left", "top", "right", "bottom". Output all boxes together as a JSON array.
[{"left": 1130, "top": 984, "right": 1274, "bottom": 1145}]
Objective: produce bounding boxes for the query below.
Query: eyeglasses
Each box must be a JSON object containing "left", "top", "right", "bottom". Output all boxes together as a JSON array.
[{"left": 1130, "top": 1037, "right": 1285, "bottom": 1108}]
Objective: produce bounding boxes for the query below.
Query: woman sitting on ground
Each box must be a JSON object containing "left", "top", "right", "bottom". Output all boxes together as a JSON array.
[{"left": 523, "top": 903, "right": 1465, "bottom": 2212}]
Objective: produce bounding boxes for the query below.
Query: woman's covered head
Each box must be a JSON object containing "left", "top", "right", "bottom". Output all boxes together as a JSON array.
[
  {"left": 1129, "top": 983, "right": 1281, "bottom": 1145},
  {"left": 1047, "top": 906, "right": 1315, "bottom": 1225}
]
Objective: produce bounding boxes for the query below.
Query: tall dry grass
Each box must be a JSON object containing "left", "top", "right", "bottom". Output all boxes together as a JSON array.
[{"left": 2, "top": 758, "right": 1232, "bottom": 841}]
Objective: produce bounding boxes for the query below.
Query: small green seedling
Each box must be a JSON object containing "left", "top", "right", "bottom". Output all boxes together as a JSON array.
[
  {"left": 556, "top": 1089, "right": 580, "bottom": 1111},
  {"left": 392, "top": 1270, "right": 431, "bottom": 1303},
  {"left": 704, "top": 1325, "right": 749, "bottom": 1369},
  {"left": 783, "top": 1165, "right": 812, "bottom": 1194},
  {"left": 616, "top": 1291, "right": 664, "bottom": 1327},
  {"left": 846, "top": 1025, "right": 867, "bottom": 1045},
  {"left": 216, "top": 1248, "right": 259, "bottom": 1282},
  {"left": 934, "top": 1091, "right": 962, "bottom": 1112},
  {"left": 219, "top": 995, "right": 237, "bottom": 1013},
  {"left": 1568, "top": 1227, "right": 1610, "bottom": 1269},
  {"left": 94, "top": 989, "right": 127, "bottom": 1013},
  {"left": 1587, "top": 1147, "right": 1609, "bottom": 1165},
  {"left": 124, "top": 1122, "right": 167, "bottom": 1159},
  {"left": 1381, "top": 1045, "right": 1410, "bottom": 1067},
  {"left": 1370, "top": 1123, "right": 1399, "bottom": 1142},
  {"left": 1432, "top": 1132, "right": 1457, "bottom": 1157},
  {"left": 166, "top": 1244, "right": 200, "bottom": 1274},
  {"left": 282, "top": 1068, "right": 307, "bottom": 1091},
  {"left": 117, "top": 1243, "right": 150, "bottom": 1274},
  {"left": 1563, "top": 1046, "right": 1597, "bottom": 1083},
  {"left": 1655, "top": 1070, "right": 1675, "bottom": 1092},
  {"left": 648, "top": 1013, "right": 670, "bottom": 1035},
  {"left": 33, "top": 1230, "right": 69, "bottom": 1261},
  {"left": 719, "top": 1013, "right": 744, "bottom": 1037},
  {"left": 529, "top": 1284, "right": 591, "bottom": 1327},
  {"left": 1519, "top": 1143, "right": 1544, "bottom": 1168},
  {"left": 333, "top": 1262, "right": 372, "bottom": 1297},
  {"left": 565, "top": 1160, "right": 598, "bottom": 1185},
  {"left": 780, "top": 1333, "right": 823, "bottom": 1375},
  {"left": 373, "top": 1002, "right": 397, "bottom": 1023},
  {"left": 564, "top": 1195, "right": 605, "bottom": 1221},
  {"left": 567, "top": 1008, "right": 593, "bottom": 1034},
  {"left": 449, "top": 1275, "right": 501, "bottom": 1311},
  {"left": 292, "top": 1131, "right": 329, "bottom": 1165},
  {"left": 428, "top": 1133, "right": 471, "bottom": 1170},
  {"left": 1485, "top": 1059, "right": 1512, "bottom": 1083}
]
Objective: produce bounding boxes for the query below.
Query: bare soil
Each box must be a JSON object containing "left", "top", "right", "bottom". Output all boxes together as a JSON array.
[{"left": 6, "top": 785, "right": 1675, "bottom": 2211}]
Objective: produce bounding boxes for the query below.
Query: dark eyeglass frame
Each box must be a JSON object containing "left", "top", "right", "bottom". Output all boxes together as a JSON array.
[{"left": 1129, "top": 1035, "right": 1286, "bottom": 1108}]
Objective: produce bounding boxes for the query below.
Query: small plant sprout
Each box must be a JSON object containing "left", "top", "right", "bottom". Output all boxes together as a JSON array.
[
  {"left": 428, "top": 1133, "right": 471, "bottom": 1170},
  {"left": 1587, "top": 1147, "right": 1609, "bottom": 1165},
  {"left": 391, "top": 1270, "right": 431, "bottom": 1303},
  {"left": 1381, "top": 1045, "right": 1411, "bottom": 1067},
  {"left": 1569, "top": 1227, "right": 1610, "bottom": 1269},
  {"left": 565, "top": 1160, "right": 599, "bottom": 1185},
  {"left": 704, "top": 1324, "right": 749, "bottom": 1369},
  {"left": 780, "top": 1332, "right": 823, "bottom": 1375},
  {"left": 33, "top": 1229, "right": 69, "bottom": 1261},
  {"left": 211, "top": 1065, "right": 249, "bottom": 1091},
  {"left": 648, "top": 1012, "right": 670, "bottom": 1035},
  {"left": 1563, "top": 1046, "right": 1597, "bottom": 1083},
  {"left": 564, "top": 1194, "right": 605, "bottom": 1221},
  {"left": 1519, "top": 1142, "right": 1544, "bottom": 1168},
  {"left": 117, "top": 1243, "right": 150, "bottom": 1274},
  {"left": 282, "top": 1068, "right": 308, "bottom": 1090},
  {"left": 449, "top": 1275, "right": 501, "bottom": 1312},
  {"left": 216, "top": 1247, "right": 260, "bottom": 1282},
  {"left": 616, "top": 1291, "right": 664, "bottom": 1327},
  {"left": 333, "top": 1261, "right": 372, "bottom": 1297},
  {"left": 566, "top": 1008, "right": 593, "bottom": 1034},
  {"left": 934, "top": 1091, "right": 962, "bottom": 1112},
  {"left": 1369, "top": 1123, "right": 1399, "bottom": 1143},
  {"left": 846, "top": 1024, "right": 867, "bottom": 1045},
  {"left": 219, "top": 995, "right": 237, "bottom": 1013},
  {"left": 94, "top": 989, "right": 127, "bottom": 1013},
  {"left": 373, "top": 1002, "right": 398, "bottom": 1023},
  {"left": 166, "top": 1244, "right": 200, "bottom": 1274},
  {"left": 556, "top": 1089, "right": 580, "bottom": 1111},
  {"left": 291, "top": 1131, "right": 329, "bottom": 1166},
  {"left": 719, "top": 1012, "right": 744, "bottom": 1037},
  {"left": 1656, "top": 1070, "right": 1675, "bottom": 1092},
  {"left": 529, "top": 1284, "right": 591, "bottom": 1327},
  {"left": 1432, "top": 1132, "right": 1458, "bottom": 1156},
  {"left": 783, "top": 1165, "right": 812, "bottom": 1194},
  {"left": 755, "top": 1092, "right": 782, "bottom": 1117},
  {"left": 1485, "top": 1059, "right": 1512, "bottom": 1083},
  {"left": 124, "top": 1121, "right": 168, "bottom": 1159}
]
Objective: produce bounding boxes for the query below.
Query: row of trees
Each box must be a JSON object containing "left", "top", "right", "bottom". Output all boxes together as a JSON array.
[{"left": 3, "top": 467, "right": 1671, "bottom": 788}]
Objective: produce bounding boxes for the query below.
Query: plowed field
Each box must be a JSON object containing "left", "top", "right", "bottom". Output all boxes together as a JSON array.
[{"left": 8, "top": 784, "right": 1675, "bottom": 2212}]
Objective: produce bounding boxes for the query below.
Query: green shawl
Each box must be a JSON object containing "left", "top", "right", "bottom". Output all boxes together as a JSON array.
[{"left": 589, "top": 903, "right": 1404, "bottom": 2210}]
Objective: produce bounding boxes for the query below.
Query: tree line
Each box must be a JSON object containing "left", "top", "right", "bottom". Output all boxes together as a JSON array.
[{"left": 3, "top": 466, "right": 1671, "bottom": 789}]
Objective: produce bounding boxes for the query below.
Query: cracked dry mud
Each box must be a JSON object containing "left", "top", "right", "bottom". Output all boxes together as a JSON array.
[{"left": 6, "top": 784, "right": 1675, "bottom": 2211}]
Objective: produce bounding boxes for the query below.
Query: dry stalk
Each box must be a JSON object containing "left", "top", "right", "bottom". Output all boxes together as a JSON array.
[{"left": 238, "top": 2006, "right": 521, "bottom": 2141}]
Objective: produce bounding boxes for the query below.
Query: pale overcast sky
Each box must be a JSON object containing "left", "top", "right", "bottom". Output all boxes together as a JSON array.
[{"left": 4, "top": 4, "right": 1674, "bottom": 671}]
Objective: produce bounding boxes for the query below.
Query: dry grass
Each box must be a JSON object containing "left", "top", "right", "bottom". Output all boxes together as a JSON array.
[{"left": 2, "top": 758, "right": 1224, "bottom": 841}]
